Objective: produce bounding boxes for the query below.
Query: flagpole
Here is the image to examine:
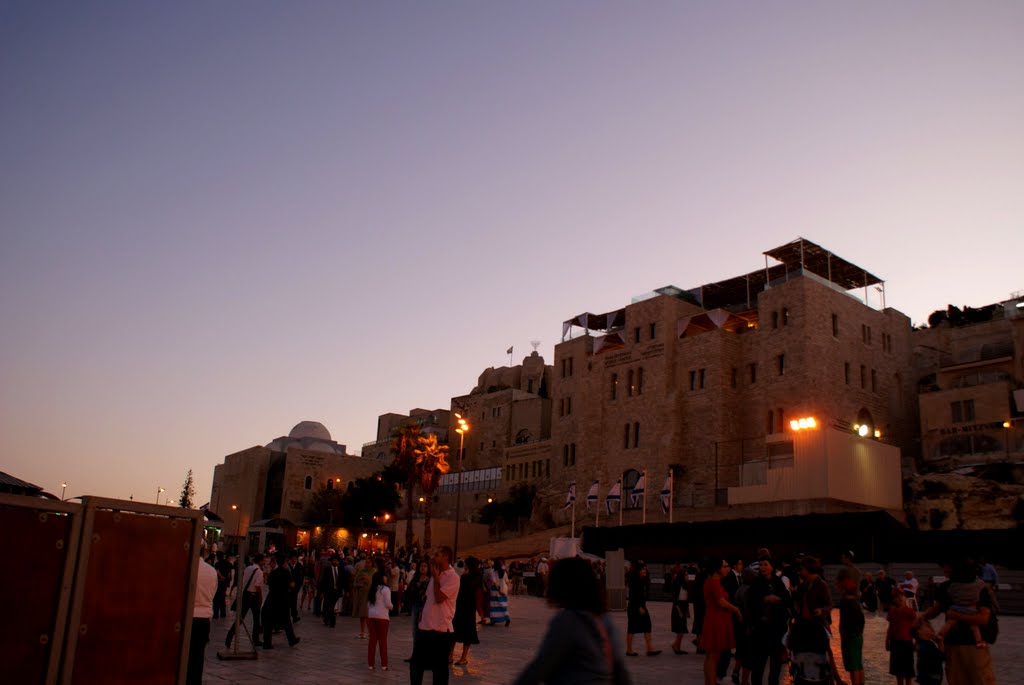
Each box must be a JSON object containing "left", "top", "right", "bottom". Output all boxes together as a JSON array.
[
  {"left": 669, "top": 469, "right": 674, "bottom": 524},
  {"left": 642, "top": 469, "right": 647, "bottom": 525},
  {"left": 595, "top": 480, "right": 600, "bottom": 528},
  {"left": 618, "top": 473, "right": 624, "bottom": 527},
  {"left": 571, "top": 492, "right": 576, "bottom": 538}
]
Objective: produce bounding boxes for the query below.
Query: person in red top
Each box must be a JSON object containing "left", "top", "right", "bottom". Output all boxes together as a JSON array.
[
  {"left": 700, "top": 558, "right": 743, "bottom": 685},
  {"left": 886, "top": 591, "right": 917, "bottom": 685}
]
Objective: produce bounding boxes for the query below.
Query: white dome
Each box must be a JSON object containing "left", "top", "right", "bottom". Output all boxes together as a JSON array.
[{"left": 288, "top": 421, "right": 332, "bottom": 442}]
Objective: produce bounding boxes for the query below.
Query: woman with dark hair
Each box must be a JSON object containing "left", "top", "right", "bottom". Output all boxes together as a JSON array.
[
  {"left": 512, "top": 557, "right": 631, "bottom": 685},
  {"left": 624, "top": 560, "right": 661, "bottom": 657},
  {"left": 366, "top": 566, "right": 393, "bottom": 671},
  {"left": 450, "top": 556, "right": 483, "bottom": 665},
  {"left": 489, "top": 558, "right": 511, "bottom": 627},
  {"left": 700, "top": 558, "right": 743, "bottom": 685}
]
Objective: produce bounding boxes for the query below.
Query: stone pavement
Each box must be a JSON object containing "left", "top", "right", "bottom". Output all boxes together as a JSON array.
[{"left": 203, "top": 597, "right": 1021, "bottom": 684}]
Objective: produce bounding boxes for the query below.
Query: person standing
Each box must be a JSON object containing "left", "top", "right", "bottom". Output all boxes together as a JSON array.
[
  {"left": 700, "top": 559, "right": 742, "bottom": 685},
  {"left": 225, "top": 553, "right": 265, "bottom": 648},
  {"left": 876, "top": 569, "right": 897, "bottom": 613},
  {"left": 744, "top": 556, "right": 791, "bottom": 685},
  {"left": 261, "top": 552, "right": 300, "bottom": 649},
  {"left": 836, "top": 551, "right": 865, "bottom": 685},
  {"left": 669, "top": 564, "right": 691, "bottom": 655},
  {"left": 450, "top": 556, "right": 483, "bottom": 665},
  {"left": 886, "top": 591, "right": 916, "bottom": 685},
  {"left": 409, "top": 546, "right": 460, "bottom": 685},
  {"left": 403, "top": 560, "right": 431, "bottom": 662},
  {"left": 186, "top": 542, "right": 218, "bottom": 685},
  {"left": 319, "top": 553, "right": 342, "bottom": 628},
  {"left": 536, "top": 557, "right": 550, "bottom": 596},
  {"left": 288, "top": 552, "right": 304, "bottom": 623},
  {"left": 367, "top": 567, "right": 394, "bottom": 670},
  {"left": 212, "top": 551, "right": 232, "bottom": 619},
  {"left": 624, "top": 560, "right": 661, "bottom": 656},
  {"left": 488, "top": 558, "right": 511, "bottom": 627},
  {"left": 352, "top": 556, "right": 375, "bottom": 639}
]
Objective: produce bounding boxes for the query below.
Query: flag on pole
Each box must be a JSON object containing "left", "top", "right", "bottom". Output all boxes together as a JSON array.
[
  {"left": 563, "top": 481, "right": 576, "bottom": 509},
  {"left": 630, "top": 472, "right": 646, "bottom": 507},
  {"left": 660, "top": 473, "right": 672, "bottom": 513},
  {"left": 606, "top": 479, "right": 622, "bottom": 514},
  {"left": 506, "top": 346, "right": 513, "bottom": 355},
  {"left": 585, "top": 481, "right": 599, "bottom": 511}
]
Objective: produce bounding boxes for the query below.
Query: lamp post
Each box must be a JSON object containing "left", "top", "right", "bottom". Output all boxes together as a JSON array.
[
  {"left": 453, "top": 414, "right": 469, "bottom": 561},
  {"left": 61, "top": 482, "right": 67, "bottom": 501},
  {"left": 156, "top": 486, "right": 165, "bottom": 504}
]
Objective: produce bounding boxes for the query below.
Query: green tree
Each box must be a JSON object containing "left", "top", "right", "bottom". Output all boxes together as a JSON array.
[
  {"left": 390, "top": 422, "right": 422, "bottom": 548},
  {"left": 414, "top": 433, "right": 450, "bottom": 550},
  {"left": 339, "top": 474, "right": 401, "bottom": 527},
  {"left": 179, "top": 469, "right": 195, "bottom": 509}
]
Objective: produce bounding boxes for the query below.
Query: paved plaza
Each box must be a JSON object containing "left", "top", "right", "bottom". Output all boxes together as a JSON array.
[{"left": 203, "top": 596, "right": 1020, "bottom": 684}]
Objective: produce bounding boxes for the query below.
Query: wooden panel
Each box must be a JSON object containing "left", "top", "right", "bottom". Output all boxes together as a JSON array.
[
  {"left": 0, "top": 499, "right": 77, "bottom": 685},
  {"left": 66, "top": 506, "right": 196, "bottom": 685}
]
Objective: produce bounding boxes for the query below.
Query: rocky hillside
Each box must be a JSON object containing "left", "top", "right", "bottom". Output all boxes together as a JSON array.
[{"left": 904, "top": 472, "right": 1024, "bottom": 530}]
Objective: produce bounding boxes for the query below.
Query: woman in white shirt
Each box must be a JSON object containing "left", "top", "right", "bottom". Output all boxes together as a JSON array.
[{"left": 367, "top": 564, "right": 394, "bottom": 671}]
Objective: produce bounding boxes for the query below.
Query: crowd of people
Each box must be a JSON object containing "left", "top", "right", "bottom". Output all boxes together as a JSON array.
[{"left": 188, "top": 542, "right": 1002, "bottom": 685}]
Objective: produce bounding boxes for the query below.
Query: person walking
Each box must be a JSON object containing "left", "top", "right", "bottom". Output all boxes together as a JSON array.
[
  {"left": 352, "top": 556, "right": 376, "bottom": 639},
  {"left": 624, "top": 560, "right": 661, "bottom": 657},
  {"left": 186, "top": 541, "right": 218, "bottom": 685},
  {"left": 261, "top": 552, "right": 300, "bottom": 649},
  {"left": 744, "top": 555, "right": 791, "bottom": 685},
  {"left": 367, "top": 566, "right": 394, "bottom": 671},
  {"left": 512, "top": 556, "right": 631, "bottom": 685},
  {"left": 225, "top": 553, "right": 265, "bottom": 648},
  {"left": 409, "top": 546, "right": 460, "bottom": 685},
  {"left": 669, "top": 564, "right": 691, "bottom": 655},
  {"left": 836, "top": 551, "right": 865, "bottom": 685}
]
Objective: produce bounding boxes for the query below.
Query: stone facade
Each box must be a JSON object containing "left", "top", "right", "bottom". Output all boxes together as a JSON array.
[
  {"left": 360, "top": 407, "right": 451, "bottom": 463},
  {"left": 545, "top": 243, "right": 915, "bottom": 523},
  {"left": 913, "top": 296, "right": 1024, "bottom": 469}
]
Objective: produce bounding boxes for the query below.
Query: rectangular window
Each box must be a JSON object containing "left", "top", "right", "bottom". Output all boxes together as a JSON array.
[
  {"left": 634, "top": 327, "right": 641, "bottom": 343},
  {"left": 690, "top": 370, "right": 697, "bottom": 391},
  {"left": 567, "top": 396, "right": 572, "bottom": 415},
  {"left": 611, "top": 373, "right": 618, "bottom": 400},
  {"left": 844, "top": 362, "right": 850, "bottom": 385},
  {"left": 862, "top": 324, "right": 867, "bottom": 343},
  {"left": 731, "top": 367, "right": 738, "bottom": 389},
  {"left": 868, "top": 327, "right": 872, "bottom": 344},
  {"left": 624, "top": 423, "right": 631, "bottom": 449},
  {"left": 650, "top": 322, "right": 657, "bottom": 339},
  {"left": 528, "top": 379, "right": 534, "bottom": 393},
  {"left": 561, "top": 359, "right": 566, "bottom": 378},
  {"left": 628, "top": 369, "right": 635, "bottom": 396},
  {"left": 777, "top": 354, "right": 785, "bottom": 375},
  {"left": 570, "top": 443, "right": 576, "bottom": 466},
  {"left": 964, "top": 399, "right": 975, "bottom": 422},
  {"left": 637, "top": 367, "right": 644, "bottom": 394},
  {"left": 749, "top": 363, "right": 757, "bottom": 384},
  {"left": 772, "top": 311, "right": 779, "bottom": 329},
  {"left": 832, "top": 313, "right": 839, "bottom": 337},
  {"left": 699, "top": 368, "right": 706, "bottom": 389},
  {"left": 633, "top": 422, "right": 640, "bottom": 448},
  {"left": 782, "top": 307, "right": 789, "bottom": 326}
]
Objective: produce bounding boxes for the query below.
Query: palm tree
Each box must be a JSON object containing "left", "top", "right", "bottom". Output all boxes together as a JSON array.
[
  {"left": 413, "top": 433, "right": 450, "bottom": 550},
  {"left": 390, "top": 422, "right": 421, "bottom": 548}
]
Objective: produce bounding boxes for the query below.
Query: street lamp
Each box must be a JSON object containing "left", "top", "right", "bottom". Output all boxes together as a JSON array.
[
  {"left": 61, "top": 482, "right": 67, "bottom": 501},
  {"left": 453, "top": 413, "right": 470, "bottom": 561},
  {"left": 156, "top": 486, "right": 165, "bottom": 504}
]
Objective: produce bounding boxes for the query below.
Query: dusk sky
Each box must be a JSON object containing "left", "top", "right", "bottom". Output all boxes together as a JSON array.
[{"left": 2, "top": 2, "right": 1022, "bottom": 506}]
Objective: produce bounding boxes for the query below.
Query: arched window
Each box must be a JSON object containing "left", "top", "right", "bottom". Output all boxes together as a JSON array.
[{"left": 304, "top": 475, "right": 313, "bottom": 490}]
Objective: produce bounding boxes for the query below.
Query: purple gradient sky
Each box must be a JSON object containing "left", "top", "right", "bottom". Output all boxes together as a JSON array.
[{"left": 2, "top": 2, "right": 1022, "bottom": 506}]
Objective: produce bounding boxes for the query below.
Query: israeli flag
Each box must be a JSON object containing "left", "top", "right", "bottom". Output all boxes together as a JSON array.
[
  {"left": 585, "top": 480, "right": 599, "bottom": 511},
  {"left": 563, "top": 481, "right": 576, "bottom": 509},
  {"left": 630, "top": 472, "right": 646, "bottom": 507},
  {"left": 660, "top": 475, "right": 672, "bottom": 513},
  {"left": 606, "top": 479, "right": 622, "bottom": 514}
]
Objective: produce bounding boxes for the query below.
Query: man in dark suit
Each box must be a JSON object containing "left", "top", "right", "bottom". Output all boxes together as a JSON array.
[
  {"left": 719, "top": 558, "right": 744, "bottom": 683},
  {"left": 319, "top": 553, "right": 342, "bottom": 627},
  {"left": 262, "top": 552, "right": 300, "bottom": 649},
  {"left": 288, "top": 552, "right": 304, "bottom": 623}
]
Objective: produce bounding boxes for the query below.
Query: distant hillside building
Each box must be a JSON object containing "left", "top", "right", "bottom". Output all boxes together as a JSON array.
[
  {"left": 913, "top": 294, "right": 1024, "bottom": 470},
  {"left": 360, "top": 408, "right": 452, "bottom": 463},
  {"left": 209, "top": 420, "right": 378, "bottom": 553}
]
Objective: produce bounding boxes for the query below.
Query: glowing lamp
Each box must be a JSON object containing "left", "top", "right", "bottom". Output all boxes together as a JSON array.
[{"left": 858, "top": 424, "right": 869, "bottom": 437}]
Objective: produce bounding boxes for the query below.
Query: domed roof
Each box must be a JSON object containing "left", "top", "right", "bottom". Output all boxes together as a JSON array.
[{"left": 288, "top": 421, "right": 332, "bottom": 442}]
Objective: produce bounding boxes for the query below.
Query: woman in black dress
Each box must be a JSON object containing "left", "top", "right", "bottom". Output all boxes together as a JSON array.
[
  {"left": 625, "top": 560, "right": 661, "bottom": 656},
  {"left": 670, "top": 564, "right": 691, "bottom": 654},
  {"left": 450, "top": 556, "right": 483, "bottom": 665}
]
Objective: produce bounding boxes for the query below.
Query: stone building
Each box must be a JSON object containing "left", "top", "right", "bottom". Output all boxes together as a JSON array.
[
  {"left": 209, "top": 420, "right": 379, "bottom": 553},
  {"left": 913, "top": 294, "right": 1024, "bottom": 469},
  {"left": 543, "top": 238, "right": 912, "bottom": 523},
  {"left": 360, "top": 407, "right": 451, "bottom": 462}
]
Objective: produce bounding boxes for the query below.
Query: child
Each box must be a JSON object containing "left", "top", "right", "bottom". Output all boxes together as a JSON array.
[
  {"left": 912, "top": 621, "right": 943, "bottom": 685},
  {"left": 886, "top": 591, "right": 916, "bottom": 685},
  {"left": 937, "top": 576, "right": 985, "bottom": 648}
]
